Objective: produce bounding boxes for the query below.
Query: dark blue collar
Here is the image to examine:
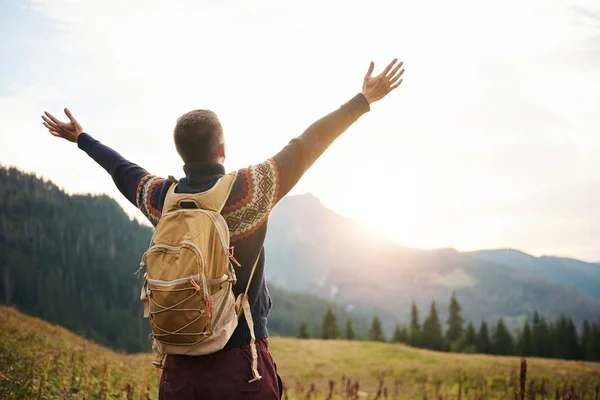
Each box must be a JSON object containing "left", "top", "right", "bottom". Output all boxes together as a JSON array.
[{"left": 182, "top": 162, "right": 225, "bottom": 185}]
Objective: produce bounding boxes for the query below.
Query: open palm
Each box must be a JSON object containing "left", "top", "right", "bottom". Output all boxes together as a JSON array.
[
  {"left": 362, "top": 59, "right": 405, "bottom": 104},
  {"left": 41, "top": 108, "right": 83, "bottom": 143}
]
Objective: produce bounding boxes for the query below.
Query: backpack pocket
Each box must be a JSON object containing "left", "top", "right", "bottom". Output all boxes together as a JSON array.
[{"left": 147, "top": 274, "right": 211, "bottom": 345}]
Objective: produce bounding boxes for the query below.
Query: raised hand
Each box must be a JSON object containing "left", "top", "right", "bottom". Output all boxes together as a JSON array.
[
  {"left": 41, "top": 108, "right": 83, "bottom": 143},
  {"left": 361, "top": 59, "right": 405, "bottom": 104}
]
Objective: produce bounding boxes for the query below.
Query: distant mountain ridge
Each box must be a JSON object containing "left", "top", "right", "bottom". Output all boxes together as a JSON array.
[
  {"left": 469, "top": 249, "right": 600, "bottom": 301},
  {"left": 264, "top": 194, "right": 600, "bottom": 333}
]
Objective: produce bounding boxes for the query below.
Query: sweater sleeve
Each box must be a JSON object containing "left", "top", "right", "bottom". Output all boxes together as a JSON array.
[
  {"left": 77, "top": 133, "right": 170, "bottom": 226},
  {"left": 272, "top": 93, "right": 369, "bottom": 201},
  {"left": 222, "top": 93, "right": 370, "bottom": 241}
]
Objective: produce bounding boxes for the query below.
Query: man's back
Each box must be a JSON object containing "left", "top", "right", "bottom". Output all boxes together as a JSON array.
[
  {"left": 41, "top": 58, "right": 405, "bottom": 399},
  {"left": 75, "top": 93, "right": 370, "bottom": 398}
]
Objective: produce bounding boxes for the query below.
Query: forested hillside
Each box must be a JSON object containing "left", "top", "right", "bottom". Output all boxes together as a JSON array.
[{"left": 0, "top": 166, "right": 368, "bottom": 352}]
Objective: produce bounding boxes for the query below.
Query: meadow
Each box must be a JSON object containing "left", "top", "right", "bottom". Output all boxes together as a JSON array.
[{"left": 1, "top": 306, "right": 599, "bottom": 399}]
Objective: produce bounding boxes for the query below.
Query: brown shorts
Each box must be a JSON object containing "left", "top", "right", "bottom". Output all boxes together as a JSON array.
[{"left": 159, "top": 339, "right": 283, "bottom": 400}]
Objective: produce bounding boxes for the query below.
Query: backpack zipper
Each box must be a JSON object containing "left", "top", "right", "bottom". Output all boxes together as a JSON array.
[
  {"left": 161, "top": 209, "right": 242, "bottom": 269},
  {"left": 162, "top": 209, "right": 230, "bottom": 253},
  {"left": 147, "top": 274, "right": 200, "bottom": 287}
]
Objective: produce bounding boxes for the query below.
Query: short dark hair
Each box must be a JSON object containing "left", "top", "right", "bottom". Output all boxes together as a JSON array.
[{"left": 173, "top": 110, "right": 223, "bottom": 163}]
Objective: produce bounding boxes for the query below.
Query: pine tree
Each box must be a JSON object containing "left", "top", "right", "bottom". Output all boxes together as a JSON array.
[
  {"left": 492, "top": 318, "right": 514, "bottom": 355},
  {"left": 517, "top": 319, "right": 534, "bottom": 356},
  {"left": 581, "top": 320, "right": 593, "bottom": 361},
  {"left": 400, "top": 325, "right": 409, "bottom": 343},
  {"left": 345, "top": 318, "right": 355, "bottom": 341},
  {"left": 321, "top": 305, "right": 340, "bottom": 340},
  {"left": 566, "top": 317, "right": 580, "bottom": 360},
  {"left": 422, "top": 301, "right": 444, "bottom": 351},
  {"left": 453, "top": 321, "right": 478, "bottom": 353},
  {"left": 369, "top": 316, "right": 386, "bottom": 342},
  {"left": 298, "top": 321, "right": 309, "bottom": 339},
  {"left": 463, "top": 321, "right": 478, "bottom": 351},
  {"left": 408, "top": 301, "right": 421, "bottom": 347},
  {"left": 392, "top": 324, "right": 402, "bottom": 343},
  {"left": 592, "top": 322, "right": 600, "bottom": 361},
  {"left": 446, "top": 290, "right": 464, "bottom": 344},
  {"left": 391, "top": 324, "right": 409, "bottom": 343},
  {"left": 552, "top": 315, "right": 580, "bottom": 360},
  {"left": 477, "top": 320, "right": 492, "bottom": 354},
  {"left": 532, "top": 311, "right": 551, "bottom": 358}
]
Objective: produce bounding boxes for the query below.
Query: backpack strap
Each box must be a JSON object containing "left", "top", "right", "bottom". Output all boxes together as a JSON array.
[
  {"left": 162, "top": 171, "right": 237, "bottom": 213},
  {"left": 236, "top": 254, "right": 262, "bottom": 383}
]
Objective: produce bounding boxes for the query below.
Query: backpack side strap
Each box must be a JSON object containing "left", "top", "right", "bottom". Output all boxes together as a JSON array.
[
  {"left": 240, "top": 293, "right": 261, "bottom": 382},
  {"left": 235, "top": 254, "right": 262, "bottom": 382}
]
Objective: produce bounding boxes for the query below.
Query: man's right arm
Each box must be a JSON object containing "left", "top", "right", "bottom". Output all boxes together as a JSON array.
[
  {"left": 77, "top": 133, "right": 170, "bottom": 226},
  {"left": 42, "top": 108, "right": 170, "bottom": 226}
]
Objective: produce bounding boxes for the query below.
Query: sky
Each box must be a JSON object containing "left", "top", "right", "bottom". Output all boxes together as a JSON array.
[{"left": 1, "top": 0, "right": 599, "bottom": 261}]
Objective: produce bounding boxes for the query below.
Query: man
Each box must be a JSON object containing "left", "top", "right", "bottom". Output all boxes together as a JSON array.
[{"left": 41, "top": 58, "right": 405, "bottom": 399}]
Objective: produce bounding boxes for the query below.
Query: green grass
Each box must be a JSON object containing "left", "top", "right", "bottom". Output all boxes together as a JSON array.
[{"left": 1, "top": 306, "right": 599, "bottom": 399}]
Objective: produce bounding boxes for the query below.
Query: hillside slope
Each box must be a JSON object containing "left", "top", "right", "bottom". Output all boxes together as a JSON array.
[{"left": 2, "top": 307, "right": 599, "bottom": 399}]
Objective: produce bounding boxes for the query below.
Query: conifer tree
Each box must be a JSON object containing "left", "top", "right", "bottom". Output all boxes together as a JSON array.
[
  {"left": 492, "top": 318, "right": 514, "bottom": 355},
  {"left": 532, "top": 311, "right": 551, "bottom": 358},
  {"left": 392, "top": 324, "right": 402, "bottom": 343},
  {"left": 345, "top": 318, "right": 355, "bottom": 341},
  {"left": 321, "top": 305, "right": 340, "bottom": 339},
  {"left": 446, "top": 290, "right": 464, "bottom": 343},
  {"left": 408, "top": 301, "right": 421, "bottom": 347},
  {"left": 391, "top": 324, "right": 409, "bottom": 343},
  {"left": 517, "top": 319, "right": 534, "bottom": 356},
  {"left": 591, "top": 322, "right": 600, "bottom": 361},
  {"left": 422, "top": 301, "right": 444, "bottom": 350},
  {"left": 452, "top": 321, "right": 478, "bottom": 353},
  {"left": 477, "top": 320, "right": 492, "bottom": 354},
  {"left": 369, "top": 316, "right": 386, "bottom": 342},
  {"left": 463, "top": 321, "right": 478, "bottom": 351},
  {"left": 299, "top": 321, "right": 309, "bottom": 339},
  {"left": 581, "top": 320, "right": 594, "bottom": 361}
]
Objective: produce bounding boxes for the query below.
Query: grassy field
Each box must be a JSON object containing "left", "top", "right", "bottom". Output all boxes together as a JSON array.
[{"left": 1, "top": 306, "right": 599, "bottom": 399}]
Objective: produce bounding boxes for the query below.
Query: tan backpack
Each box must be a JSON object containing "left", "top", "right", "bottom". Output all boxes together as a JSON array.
[{"left": 137, "top": 171, "right": 262, "bottom": 382}]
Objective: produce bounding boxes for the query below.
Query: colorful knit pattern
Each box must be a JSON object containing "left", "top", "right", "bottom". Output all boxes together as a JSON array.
[
  {"left": 136, "top": 174, "right": 166, "bottom": 226},
  {"left": 223, "top": 159, "right": 280, "bottom": 242}
]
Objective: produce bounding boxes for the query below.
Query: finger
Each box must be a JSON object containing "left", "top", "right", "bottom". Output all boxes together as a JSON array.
[
  {"left": 364, "top": 61, "right": 375, "bottom": 79},
  {"left": 44, "top": 111, "right": 62, "bottom": 125},
  {"left": 390, "top": 79, "right": 403, "bottom": 90},
  {"left": 64, "top": 108, "right": 76, "bottom": 122},
  {"left": 381, "top": 58, "right": 398, "bottom": 77},
  {"left": 386, "top": 61, "right": 404, "bottom": 79},
  {"left": 42, "top": 115, "right": 59, "bottom": 129},
  {"left": 389, "top": 68, "right": 406, "bottom": 85},
  {"left": 43, "top": 122, "right": 60, "bottom": 132},
  {"left": 48, "top": 128, "right": 61, "bottom": 137}
]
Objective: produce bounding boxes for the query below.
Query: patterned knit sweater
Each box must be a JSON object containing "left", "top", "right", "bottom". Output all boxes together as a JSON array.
[{"left": 77, "top": 93, "right": 370, "bottom": 350}]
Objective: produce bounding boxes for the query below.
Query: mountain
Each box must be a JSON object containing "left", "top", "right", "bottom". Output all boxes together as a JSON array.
[
  {"left": 0, "top": 166, "right": 367, "bottom": 352},
  {"left": 470, "top": 249, "right": 600, "bottom": 301},
  {"left": 265, "top": 194, "right": 600, "bottom": 332},
  {"left": 2, "top": 164, "right": 599, "bottom": 351}
]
